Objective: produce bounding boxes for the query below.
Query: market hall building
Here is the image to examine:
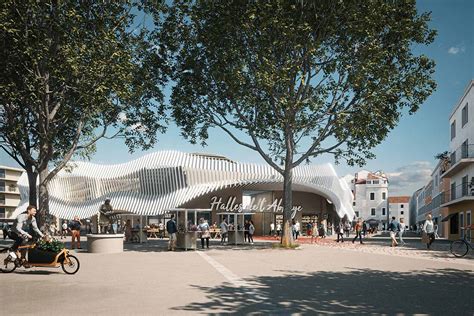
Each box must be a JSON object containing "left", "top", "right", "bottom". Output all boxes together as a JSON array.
[{"left": 14, "top": 151, "right": 355, "bottom": 235}]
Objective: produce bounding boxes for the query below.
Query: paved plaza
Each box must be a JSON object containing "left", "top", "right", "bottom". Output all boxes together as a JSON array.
[{"left": 1, "top": 236, "right": 473, "bottom": 315}]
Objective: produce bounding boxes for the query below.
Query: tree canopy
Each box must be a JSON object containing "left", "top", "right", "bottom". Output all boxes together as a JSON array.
[
  {"left": 0, "top": 0, "right": 171, "bottom": 217},
  {"left": 164, "top": 0, "right": 436, "bottom": 244}
]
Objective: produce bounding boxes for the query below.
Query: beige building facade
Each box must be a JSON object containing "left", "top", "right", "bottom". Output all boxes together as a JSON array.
[{"left": 0, "top": 165, "right": 23, "bottom": 219}]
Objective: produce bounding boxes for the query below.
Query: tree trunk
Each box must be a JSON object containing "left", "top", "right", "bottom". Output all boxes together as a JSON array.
[
  {"left": 38, "top": 167, "right": 50, "bottom": 231},
  {"left": 281, "top": 129, "right": 295, "bottom": 247},
  {"left": 26, "top": 168, "right": 38, "bottom": 207},
  {"left": 281, "top": 166, "right": 294, "bottom": 247}
]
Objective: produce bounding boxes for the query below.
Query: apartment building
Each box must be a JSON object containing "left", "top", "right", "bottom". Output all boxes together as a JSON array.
[
  {"left": 440, "top": 80, "right": 474, "bottom": 241},
  {"left": 388, "top": 196, "right": 410, "bottom": 229},
  {"left": 414, "top": 160, "right": 450, "bottom": 237},
  {"left": 351, "top": 170, "right": 389, "bottom": 229},
  {"left": 0, "top": 165, "right": 24, "bottom": 219}
]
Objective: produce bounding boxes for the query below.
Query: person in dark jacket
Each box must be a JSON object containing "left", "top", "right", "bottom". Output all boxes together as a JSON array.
[
  {"left": 166, "top": 214, "right": 178, "bottom": 251},
  {"left": 68, "top": 216, "right": 83, "bottom": 249}
]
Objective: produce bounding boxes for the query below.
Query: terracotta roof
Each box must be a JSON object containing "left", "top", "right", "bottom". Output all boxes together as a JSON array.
[
  {"left": 367, "top": 173, "right": 382, "bottom": 180},
  {"left": 388, "top": 196, "right": 410, "bottom": 204}
]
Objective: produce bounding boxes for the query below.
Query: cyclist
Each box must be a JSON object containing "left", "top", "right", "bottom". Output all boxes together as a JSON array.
[{"left": 9, "top": 205, "right": 44, "bottom": 259}]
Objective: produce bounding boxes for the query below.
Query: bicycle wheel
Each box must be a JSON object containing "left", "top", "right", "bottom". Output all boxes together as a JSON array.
[
  {"left": 0, "top": 248, "right": 17, "bottom": 273},
  {"left": 450, "top": 240, "right": 469, "bottom": 258},
  {"left": 61, "top": 255, "right": 80, "bottom": 274}
]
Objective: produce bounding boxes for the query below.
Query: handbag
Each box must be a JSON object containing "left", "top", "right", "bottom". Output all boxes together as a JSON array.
[
  {"left": 421, "top": 232, "right": 429, "bottom": 244},
  {"left": 201, "top": 230, "right": 210, "bottom": 238}
]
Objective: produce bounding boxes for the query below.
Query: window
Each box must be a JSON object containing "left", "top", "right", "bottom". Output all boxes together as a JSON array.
[
  {"left": 367, "top": 180, "right": 372, "bottom": 184},
  {"left": 0, "top": 181, "right": 4, "bottom": 192},
  {"left": 401, "top": 204, "right": 404, "bottom": 208},
  {"left": 371, "top": 208, "right": 376, "bottom": 216},
  {"left": 0, "top": 169, "right": 4, "bottom": 178},
  {"left": 0, "top": 195, "right": 4, "bottom": 205},
  {"left": 460, "top": 213, "right": 465, "bottom": 238},
  {"left": 355, "top": 211, "right": 359, "bottom": 217},
  {"left": 462, "top": 103, "right": 468, "bottom": 127},
  {"left": 370, "top": 192, "right": 375, "bottom": 200},
  {"left": 451, "top": 182, "right": 456, "bottom": 200},
  {"left": 0, "top": 207, "right": 4, "bottom": 218},
  {"left": 353, "top": 202, "right": 356, "bottom": 206},
  {"left": 462, "top": 175, "right": 469, "bottom": 196},
  {"left": 382, "top": 208, "right": 386, "bottom": 216},
  {"left": 451, "top": 121, "right": 456, "bottom": 140},
  {"left": 373, "top": 180, "right": 379, "bottom": 184},
  {"left": 401, "top": 211, "right": 404, "bottom": 215},
  {"left": 462, "top": 139, "right": 469, "bottom": 159},
  {"left": 382, "top": 192, "right": 386, "bottom": 200}
]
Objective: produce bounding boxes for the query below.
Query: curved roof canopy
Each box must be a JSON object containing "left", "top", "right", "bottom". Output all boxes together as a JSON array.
[{"left": 15, "top": 151, "right": 355, "bottom": 220}]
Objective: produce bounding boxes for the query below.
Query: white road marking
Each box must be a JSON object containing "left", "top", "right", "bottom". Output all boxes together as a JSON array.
[
  {"left": 196, "top": 251, "right": 249, "bottom": 287},
  {"left": 196, "top": 251, "right": 268, "bottom": 302}
]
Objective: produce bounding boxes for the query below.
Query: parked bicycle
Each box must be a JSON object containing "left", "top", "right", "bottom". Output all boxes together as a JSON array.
[
  {"left": 0, "top": 236, "right": 80, "bottom": 274},
  {"left": 450, "top": 227, "right": 473, "bottom": 258}
]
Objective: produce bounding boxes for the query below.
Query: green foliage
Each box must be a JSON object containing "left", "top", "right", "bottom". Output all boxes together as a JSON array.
[
  {"left": 36, "top": 239, "right": 65, "bottom": 253},
  {"left": 164, "top": 0, "right": 437, "bottom": 170},
  {"left": 0, "top": 1, "right": 171, "bottom": 215}
]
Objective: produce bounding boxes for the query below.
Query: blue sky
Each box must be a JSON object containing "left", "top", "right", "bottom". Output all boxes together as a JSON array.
[{"left": 1, "top": 0, "right": 473, "bottom": 196}]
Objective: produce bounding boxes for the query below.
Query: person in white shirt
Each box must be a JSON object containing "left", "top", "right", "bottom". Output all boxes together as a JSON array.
[
  {"left": 276, "top": 222, "right": 282, "bottom": 237},
  {"left": 422, "top": 214, "right": 435, "bottom": 250},
  {"left": 270, "top": 222, "right": 275, "bottom": 236},
  {"left": 220, "top": 219, "right": 228, "bottom": 244},
  {"left": 294, "top": 220, "right": 300, "bottom": 240},
  {"left": 398, "top": 218, "right": 406, "bottom": 246}
]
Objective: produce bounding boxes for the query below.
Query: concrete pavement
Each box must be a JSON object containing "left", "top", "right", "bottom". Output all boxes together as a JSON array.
[{"left": 0, "top": 236, "right": 473, "bottom": 315}]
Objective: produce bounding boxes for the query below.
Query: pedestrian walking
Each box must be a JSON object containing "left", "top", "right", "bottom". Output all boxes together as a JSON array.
[
  {"left": 61, "top": 221, "right": 68, "bottom": 239},
  {"left": 244, "top": 220, "right": 250, "bottom": 242},
  {"left": 344, "top": 221, "right": 351, "bottom": 237},
  {"left": 294, "top": 220, "right": 300, "bottom": 240},
  {"left": 276, "top": 222, "right": 282, "bottom": 237},
  {"left": 422, "top": 214, "right": 435, "bottom": 250},
  {"left": 362, "top": 221, "right": 368, "bottom": 238},
  {"left": 336, "top": 222, "right": 344, "bottom": 242},
  {"left": 68, "top": 216, "right": 83, "bottom": 249},
  {"left": 311, "top": 221, "right": 318, "bottom": 243},
  {"left": 398, "top": 218, "right": 406, "bottom": 245},
  {"left": 166, "top": 214, "right": 177, "bottom": 251},
  {"left": 199, "top": 218, "right": 210, "bottom": 249},
  {"left": 2, "top": 222, "right": 10, "bottom": 240},
  {"left": 389, "top": 216, "right": 399, "bottom": 247},
  {"left": 270, "top": 222, "right": 275, "bottom": 236},
  {"left": 248, "top": 220, "right": 255, "bottom": 244},
  {"left": 220, "top": 219, "right": 228, "bottom": 244},
  {"left": 352, "top": 218, "right": 363, "bottom": 244},
  {"left": 124, "top": 219, "right": 132, "bottom": 242}
]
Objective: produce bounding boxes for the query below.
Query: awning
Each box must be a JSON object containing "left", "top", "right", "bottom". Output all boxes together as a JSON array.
[{"left": 441, "top": 213, "right": 458, "bottom": 222}]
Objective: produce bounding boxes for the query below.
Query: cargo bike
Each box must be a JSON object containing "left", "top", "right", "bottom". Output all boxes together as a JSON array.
[{"left": 0, "top": 236, "right": 80, "bottom": 274}]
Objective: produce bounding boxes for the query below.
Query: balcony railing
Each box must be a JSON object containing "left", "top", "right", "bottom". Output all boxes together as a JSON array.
[
  {"left": 443, "top": 182, "right": 474, "bottom": 204},
  {"left": 449, "top": 143, "right": 474, "bottom": 166},
  {"left": 418, "top": 192, "right": 448, "bottom": 215}
]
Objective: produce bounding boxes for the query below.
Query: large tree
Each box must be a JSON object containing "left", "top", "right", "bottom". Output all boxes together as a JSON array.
[
  {"left": 164, "top": 1, "right": 436, "bottom": 245},
  {"left": 0, "top": 1, "right": 171, "bottom": 225}
]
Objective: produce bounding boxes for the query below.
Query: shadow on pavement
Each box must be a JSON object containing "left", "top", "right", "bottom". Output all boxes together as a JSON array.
[{"left": 174, "top": 268, "right": 474, "bottom": 315}]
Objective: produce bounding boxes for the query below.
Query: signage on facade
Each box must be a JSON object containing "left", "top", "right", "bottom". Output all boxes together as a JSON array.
[{"left": 210, "top": 196, "right": 303, "bottom": 218}]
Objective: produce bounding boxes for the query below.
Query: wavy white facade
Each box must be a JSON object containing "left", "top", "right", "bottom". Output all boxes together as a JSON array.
[{"left": 15, "top": 151, "right": 354, "bottom": 220}]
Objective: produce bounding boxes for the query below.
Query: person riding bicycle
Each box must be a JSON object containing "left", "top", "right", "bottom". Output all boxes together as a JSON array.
[{"left": 9, "top": 205, "right": 44, "bottom": 259}]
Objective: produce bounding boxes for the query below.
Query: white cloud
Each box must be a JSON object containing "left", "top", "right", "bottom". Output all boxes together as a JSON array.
[
  {"left": 342, "top": 162, "right": 434, "bottom": 197},
  {"left": 386, "top": 161, "right": 434, "bottom": 196},
  {"left": 448, "top": 46, "right": 466, "bottom": 55}
]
